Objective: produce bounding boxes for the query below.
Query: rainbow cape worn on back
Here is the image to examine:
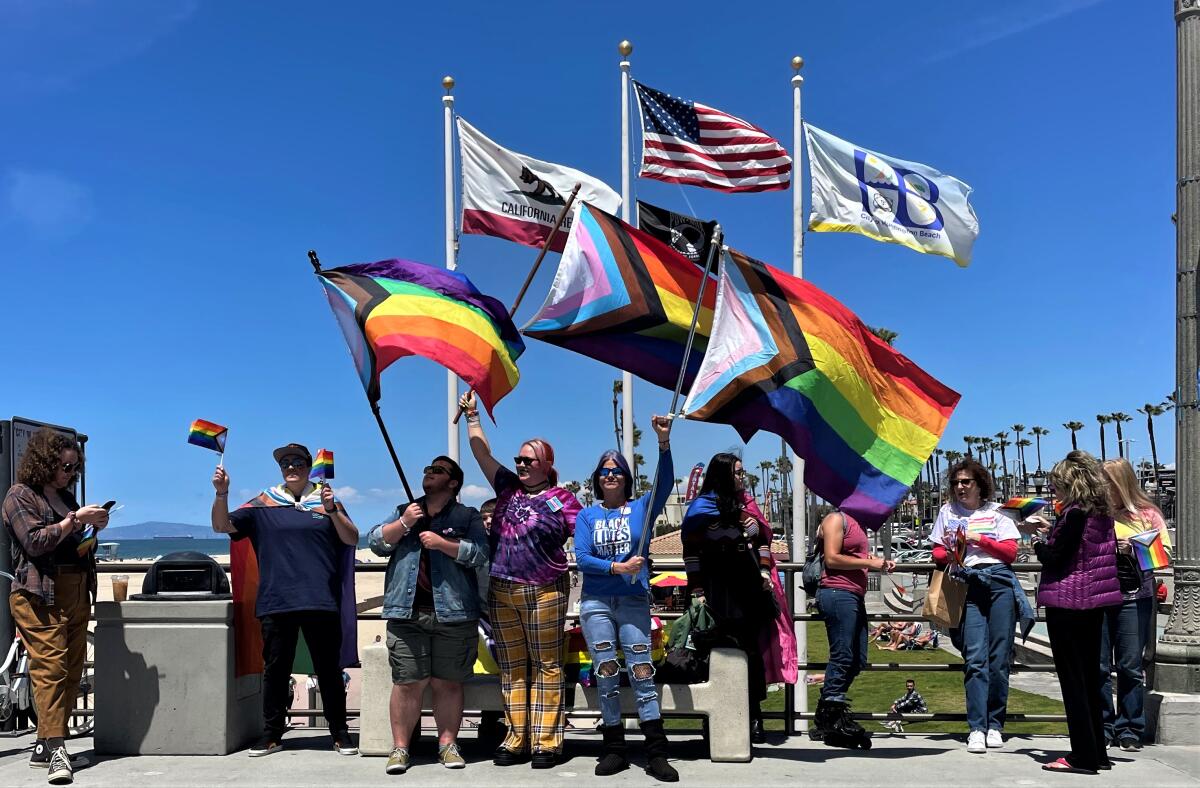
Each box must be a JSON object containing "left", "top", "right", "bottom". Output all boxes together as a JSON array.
[
  {"left": 682, "top": 248, "right": 960, "bottom": 529},
  {"left": 229, "top": 484, "right": 358, "bottom": 677},
  {"left": 317, "top": 259, "right": 524, "bottom": 417},
  {"left": 522, "top": 203, "right": 717, "bottom": 391}
]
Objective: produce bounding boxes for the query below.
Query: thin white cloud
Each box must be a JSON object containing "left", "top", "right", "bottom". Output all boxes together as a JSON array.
[
  {"left": 4, "top": 169, "right": 93, "bottom": 238},
  {"left": 333, "top": 485, "right": 362, "bottom": 503},
  {"left": 460, "top": 484, "right": 492, "bottom": 505},
  {"left": 922, "top": 0, "right": 1108, "bottom": 67}
]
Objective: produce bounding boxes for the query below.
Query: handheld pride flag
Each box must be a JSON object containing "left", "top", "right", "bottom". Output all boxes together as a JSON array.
[
  {"left": 311, "top": 449, "right": 335, "bottom": 482},
  {"left": 1131, "top": 529, "right": 1170, "bottom": 572},
  {"left": 188, "top": 419, "right": 228, "bottom": 453},
  {"left": 1001, "top": 497, "right": 1051, "bottom": 519}
]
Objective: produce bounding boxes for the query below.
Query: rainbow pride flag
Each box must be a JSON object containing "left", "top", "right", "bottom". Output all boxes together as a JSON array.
[
  {"left": 682, "top": 249, "right": 960, "bottom": 529},
  {"left": 310, "top": 449, "right": 334, "bottom": 481},
  {"left": 1001, "top": 497, "right": 1051, "bottom": 518},
  {"left": 317, "top": 259, "right": 524, "bottom": 417},
  {"left": 1131, "top": 529, "right": 1170, "bottom": 572},
  {"left": 188, "top": 419, "right": 228, "bottom": 453},
  {"left": 523, "top": 203, "right": 717, "bottom": 391}
]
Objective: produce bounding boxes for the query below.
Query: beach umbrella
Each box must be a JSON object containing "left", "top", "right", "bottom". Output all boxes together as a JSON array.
[{"left": 650, "top": 572, "right": 688, "bottom": 588}]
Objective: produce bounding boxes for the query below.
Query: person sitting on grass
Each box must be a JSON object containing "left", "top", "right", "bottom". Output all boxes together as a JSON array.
[{"left": 884, "top": 679, "right": 928, "bottom": 733}]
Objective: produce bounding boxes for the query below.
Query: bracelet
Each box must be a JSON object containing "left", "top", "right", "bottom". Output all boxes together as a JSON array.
[
  {"left": 215, "top": 492, "right": 229, "bottom": 498},
  {"left": 658, "top": 441, "right": 669, "bottom": 450}
]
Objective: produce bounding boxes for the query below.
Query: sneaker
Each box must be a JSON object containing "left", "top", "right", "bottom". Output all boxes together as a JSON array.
[
  {"left": 385, "top": 747, "right": 410, "bottom": 775},
  {"left": 438, "top": 742, "right": 466, "bottom": 769},
  {"left": 986, "top": 729, "right": 1004, "bottom": 748},
  {"left": 1119, "top": 737, "right": 1142, "bottom": 752},
  {"left": 333, "top": 730, "right": 359, "bottom": 756},
  {"left": 967, "top": 730, "right": 987, "bottom": 753},
  {"left": 47, "top": 747, "right": 74, "bottom": 785},
  {"left": 30, "top": 742, "right": 89, "bottom": 769},
  {"left": 249, "top": 737, "right": 283, "bottom": 757}
]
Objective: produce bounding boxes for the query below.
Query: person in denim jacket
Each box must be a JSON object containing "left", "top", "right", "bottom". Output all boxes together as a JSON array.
[{"left": 368, "top": 456, "right": 489, "bottom": 774}]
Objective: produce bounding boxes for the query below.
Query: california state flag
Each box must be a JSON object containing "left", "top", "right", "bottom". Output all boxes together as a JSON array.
[{"left": 459, "top": 117, "right": 620, "bottom": 252}]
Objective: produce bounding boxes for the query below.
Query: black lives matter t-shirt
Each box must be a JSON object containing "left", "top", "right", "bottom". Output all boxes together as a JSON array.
[{"left": 229, "top": 505, "right": 342, "bottom": 617}]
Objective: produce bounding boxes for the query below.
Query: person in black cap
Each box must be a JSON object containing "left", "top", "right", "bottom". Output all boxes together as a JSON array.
[{"left": 211, "top": 442, "right": 360, "bottom": 757}]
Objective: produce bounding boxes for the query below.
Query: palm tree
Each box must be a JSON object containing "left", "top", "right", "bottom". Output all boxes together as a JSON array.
[
  {"left": 963, "top": 435, "right": 975, "bottom": 457},
  {"left": 1096, "top": 414, "right": 1112, "bottom": 460},
  {"left": 1030, "top": 426, "right": 1050, "bottom": 472},
  {"left": 745, "top": 472, "right": 760, "bottom": 500},
  {"left": 1063, "top": 421, "right": 1084, "bottom": 451},
  {"left": 1109, "top": 412, "right": 1132, "bottom": 458},
  {"left": 611, "top": 379, "right": 623, "bottom": 448},
  {"left": 869, "top": 326, "right": 899, "bottom": 346},
  {"left": 993, "top": 432, "right": 1010, "bottom": 496},
  {"left": 982, "top": 438, "right": 997, "bottom": 477},
  {"left": 1138, "top": 402, "right": 1168, "bottom": 500},
  {"left": 759, "top": 460, "right": 774, "bottom": 505},
  {"left": 1010, "top": 424, "right": 1026, "bottom": 476},
  {"left": 1016, "top": 439, "right": 1032, "bottom": 484}
]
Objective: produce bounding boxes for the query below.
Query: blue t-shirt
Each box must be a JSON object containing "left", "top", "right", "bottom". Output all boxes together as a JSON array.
[
  {"left": 575, "top": 450, "right": 673, "bottom": 596},
  {"left": 230, "top": 504, "right": 344, "bottom": 617}
]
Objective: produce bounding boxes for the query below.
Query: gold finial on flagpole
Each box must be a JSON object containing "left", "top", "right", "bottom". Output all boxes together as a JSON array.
[
  {"left": 791, "top": 56, "right": 804, "bottom": 72},
  {"left": 442, "top": 75, "right": 455, "bottom": 93},
  {"left": 619, "top": 40, "right": 633, "bottom": 57}
]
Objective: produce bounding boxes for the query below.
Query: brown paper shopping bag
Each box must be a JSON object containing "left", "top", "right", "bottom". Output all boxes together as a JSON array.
[{"left": 923, "top": 569, "right": 968, "bottom": 630}]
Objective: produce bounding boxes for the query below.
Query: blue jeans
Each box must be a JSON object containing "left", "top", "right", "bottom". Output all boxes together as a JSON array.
[
  {"left": 949, "top": 565, "right": 1016, "bottom": 733},
  {"left": 817, "top": 588, "right": 867, "bottom": 704},
  {"left": 1099, "top": 596, "right": 1154, "bottom": 743},
  {"left": 579, "top": 593, "right": 661, "bottom": 726}
]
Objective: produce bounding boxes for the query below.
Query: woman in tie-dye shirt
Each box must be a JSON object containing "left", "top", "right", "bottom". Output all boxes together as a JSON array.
[{"left": 459, "top": 391, "right": 580, "bottom": 769}]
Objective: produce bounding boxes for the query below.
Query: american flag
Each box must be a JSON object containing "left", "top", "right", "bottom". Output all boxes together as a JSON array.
[{"left": 634, "top": 81, "right": 792, "bottom": 193}]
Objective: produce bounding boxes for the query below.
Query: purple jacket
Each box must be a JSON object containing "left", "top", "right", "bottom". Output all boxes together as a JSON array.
[{"left": 1036, "top": 506, "right": 1122, "bottom": 610}]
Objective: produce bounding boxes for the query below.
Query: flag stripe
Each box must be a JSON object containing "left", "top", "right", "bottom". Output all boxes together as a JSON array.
[
  {"left": 642, "top": 154, "right": 794, "bottom": 179},
  {"left": 640, "top": 168, "right": 792, "bottom": 192}
]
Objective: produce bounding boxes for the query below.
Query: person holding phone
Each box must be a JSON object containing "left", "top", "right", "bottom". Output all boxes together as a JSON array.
[{"left": 2, "top": 428, "right": 109, "bottom": 783}]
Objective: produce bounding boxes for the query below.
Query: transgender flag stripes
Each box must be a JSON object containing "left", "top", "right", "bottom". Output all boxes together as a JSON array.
[
  {"left": 683, "top": 249, "right": 960, "bottom": 529},
  {"left": 634, "top": 81, "right": 792, "bottom": 193}
]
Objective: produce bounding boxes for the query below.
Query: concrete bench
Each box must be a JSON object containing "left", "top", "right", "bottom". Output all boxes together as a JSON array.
[{"left": 359, "top": 644, "right": 751, "bottom": 762}]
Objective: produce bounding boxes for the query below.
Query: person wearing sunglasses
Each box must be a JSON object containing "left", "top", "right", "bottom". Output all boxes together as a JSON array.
[
  {"left": 573, "top": 414, "right": 676, "bottom": 781},
  {"left": 211, "top": 443, "right": 359, "bottom": 759},
  {"left": 928, "top": 457, "right": 1030, "bottom": 755},
  {"left": 3, "top": 428, "right": 109, "bottom": 783},
  {"left": 458, "top": 391, "right": 580, "bottom": 768},
  {"left": 367, "top": 456, "right": 488, "bottom": 774}
]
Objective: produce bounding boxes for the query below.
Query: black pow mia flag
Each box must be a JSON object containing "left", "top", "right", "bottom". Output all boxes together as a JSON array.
[{"left": 637, "top": 200, "right": 718, "bottom": 268}]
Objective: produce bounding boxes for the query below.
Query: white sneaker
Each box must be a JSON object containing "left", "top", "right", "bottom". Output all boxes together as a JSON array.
[
  {"left": 967, "top": 730, "right": 987, "bottom": 753},
  {"left": 987, "top": 729, "right": 1004, "bottom": 748}
]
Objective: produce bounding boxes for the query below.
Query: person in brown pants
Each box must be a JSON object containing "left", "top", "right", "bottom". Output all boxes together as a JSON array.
[{"left": 3, "top": 428, "right": 110, "bottom": 785}]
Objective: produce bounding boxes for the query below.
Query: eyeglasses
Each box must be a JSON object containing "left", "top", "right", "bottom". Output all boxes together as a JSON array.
[
  {"left": 734, "top": 470, "right": 747, "bottom": 478},
  {"left": 598, "top": 468, "right": 624, "bottom": 479},
  {"left": 513, "top": 456, "right": 539, "bottom": 467},
  {"left": 278, "top": 457, "right": 310, "bottom": 470},
  {"left": 60, "top": 462, "right": 80, "bottom": 473},
  {"left": 952, "top": 478, "right": 976, "bottom": 487},
  {"left": 423, "top": 465, "right": 451, "bottom": 476}
]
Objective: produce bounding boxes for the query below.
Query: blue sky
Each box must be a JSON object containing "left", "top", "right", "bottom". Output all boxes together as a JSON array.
[{"left": 1, "top": 0, "right": 1177, "bottom": 529}]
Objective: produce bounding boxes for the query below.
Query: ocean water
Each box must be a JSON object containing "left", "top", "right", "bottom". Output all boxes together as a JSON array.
[{"left": 103, "top": 536, "right": 372, "bottom": 561}]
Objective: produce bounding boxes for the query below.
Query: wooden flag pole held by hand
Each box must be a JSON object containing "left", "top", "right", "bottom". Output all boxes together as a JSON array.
[{"left": 452, "top": 182, "right": 582, "bottom": 425}]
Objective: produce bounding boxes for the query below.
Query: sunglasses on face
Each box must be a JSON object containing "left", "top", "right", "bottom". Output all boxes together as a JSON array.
[
  {"left": 598, "top": 468, "right": 624, "bottom": 479},
  {"left": 734, "top": 470, "right": 746, "bottom": 478},
  {"left": 423, "top": 465, "right": 451, "bottom": 476},
  {"left": 513, "top": 456, "right": 539, "bottom": 467},
  {"left": 952, "top": 478, "right": 975, "bottom": 487},
  {"left": 278, "top": 457, "right": 310, "bottom": 470},
  {"left": 60, "top": 462, "right": 80, "bottom": 473}
]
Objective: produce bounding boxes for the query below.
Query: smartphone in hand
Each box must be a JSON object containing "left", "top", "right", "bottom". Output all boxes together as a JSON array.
[{"left": 101, "top": 500, "right": 118, "bottom": 511}]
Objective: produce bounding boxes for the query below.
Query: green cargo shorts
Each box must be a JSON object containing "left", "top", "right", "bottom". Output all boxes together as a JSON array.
[{"left": 386, "top": 611, "right": 478, "bottom": 685}]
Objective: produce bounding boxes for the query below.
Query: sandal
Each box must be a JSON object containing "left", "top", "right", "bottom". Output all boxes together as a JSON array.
[{"left": 1042, "top": 757, "right": 1097, "bottom": 775}]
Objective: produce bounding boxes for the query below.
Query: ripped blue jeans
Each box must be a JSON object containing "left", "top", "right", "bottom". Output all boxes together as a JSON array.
[{"left": 579, "top": 593, "right": 661, "bottom": 726}]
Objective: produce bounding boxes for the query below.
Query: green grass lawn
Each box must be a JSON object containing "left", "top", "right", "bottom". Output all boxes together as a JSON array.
[{"left": 668, "top": 623, "right": 1066, "bottom": 735}]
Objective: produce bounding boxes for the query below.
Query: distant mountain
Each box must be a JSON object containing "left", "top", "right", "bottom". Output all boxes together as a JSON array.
[{"left": 104, "top": 521, "right": 214, "bottom": 539}]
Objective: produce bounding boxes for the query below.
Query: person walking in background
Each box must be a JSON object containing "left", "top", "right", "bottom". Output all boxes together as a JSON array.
[
  {"left": 459, "top": 391, "right": 580, "bottom": 769},
  {"left": 1098, "top": 458, "right": 1170, "bottom": 751},
  {"left": 368, "top": 456, "right": 489, "bottom": 774},
  {"left": 930, "top": 458, "right": 1032, "bottom": 754},
  {"left": 211, "top": 443, "right": 359, "bottom": 759},
  {"left": 3, "top": 429, "right": 110, "bottom": 785},
  {"left": 1035, "top": 451, "right": 1122, "bottom": 775},
  {"left": 681, "top": 453, "right": 777, "bottom": 748},
  {"left": 574, "top": 415, "right": 677, "bottom": 781}
]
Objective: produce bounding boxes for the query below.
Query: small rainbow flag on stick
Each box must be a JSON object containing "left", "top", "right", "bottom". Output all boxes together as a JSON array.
[
  {"left": 1002, "top": 497, "right": 1051, "bottom": 518},
  {"left": 1131, "top": 529, "right": 1170, "bottom": 572},
  {"left": 188, "top": 419, "right": 228, "bottom": 462},
  {"left": 311, "top": 449, "right": 334, "bottom": 482}
]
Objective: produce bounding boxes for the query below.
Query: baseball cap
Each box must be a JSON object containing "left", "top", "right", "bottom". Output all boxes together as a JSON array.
[{"left": 272, "top": 443, "right": 313, "bottom": 466}]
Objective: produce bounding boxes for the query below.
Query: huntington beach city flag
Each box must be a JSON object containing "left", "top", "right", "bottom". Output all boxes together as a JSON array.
[
  {"left": 633, "top": 81, "right": 792, "bottom": 193},
  {"left": 310, "top": 449, "right": 334, "bottom": 482},
  {"left": 458, "top": 117, "right": 621, "bottom": 253},
  {"left": 187, "top": 419, "right": 227, "bottom": 453},
  {"left": 682, "top": 248, "right": 960, "bottom": 529},
  {"left": 805, "top": 124, "right": 980, "bottom": 268},
  {"left": 317, "top": 258, "right": 524, "bottom": 418},
  {"left": 522, "top": 203, "right": 717, "bottom": 391}
]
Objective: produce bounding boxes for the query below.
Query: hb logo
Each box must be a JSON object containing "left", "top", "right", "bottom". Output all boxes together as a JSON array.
[{"left": 854, "top": 150, "right": 944, "bottom": 231}]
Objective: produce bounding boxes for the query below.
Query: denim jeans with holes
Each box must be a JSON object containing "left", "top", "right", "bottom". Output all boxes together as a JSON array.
[{"left": 579, "top": 593, "right": 661, "bottom": 726}]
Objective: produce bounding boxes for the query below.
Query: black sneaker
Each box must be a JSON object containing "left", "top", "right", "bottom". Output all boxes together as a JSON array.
[
  {"left": 30, "top": 741, "right": 88, "bottom": 770},
  {"left": 249, "top": 736, "right": 283, "bottom": 758},
  {"left": 47, "top": 747, "right": 74, "bottom": 785},
  {"left": 332, "top": 730, "right": 358, "bottom": 756},
  {"left": 1119, "top": 737, "right": 1142, "bottom": 752},
  {"left": 531, "top": 750, "right": 559, "bottom": 769},
  {"left": 492, "top": 746, "right": 529, "bottom": 766}
]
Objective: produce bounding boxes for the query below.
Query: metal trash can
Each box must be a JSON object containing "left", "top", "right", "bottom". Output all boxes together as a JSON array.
[{"left": 95, "top": 552, "right": 262, "bottom": 755}]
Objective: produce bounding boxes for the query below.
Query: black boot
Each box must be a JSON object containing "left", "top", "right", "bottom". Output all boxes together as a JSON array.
[
  {"left": 809, "top": 698, "right": 837, "bottom": 741},
  {"left": 834, "top": 701, "right": 868, "bottom": 738},
  {"left": 751, "top": 717, "right": 766, "bottom": 744},
  {"left": 640, "top": 719, "right": 679, "bottom": 782},
  {"left": 595, "top": 724, "right": 629, "bottom": 776}
]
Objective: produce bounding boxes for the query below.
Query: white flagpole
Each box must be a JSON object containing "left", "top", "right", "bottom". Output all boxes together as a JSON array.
[
  {"left": 790, "top": 54, "right": 810, "bottom": 734},
  {"left": 619, "top": 40, "right": 635, "bottom": 463},
  {"left": 443, "top": 75, "right": 460, "bottom": 463}
]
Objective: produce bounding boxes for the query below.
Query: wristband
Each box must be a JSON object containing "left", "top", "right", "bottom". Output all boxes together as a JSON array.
[{"left": 215, "top": 492, "right": 228, "bottom": 498}]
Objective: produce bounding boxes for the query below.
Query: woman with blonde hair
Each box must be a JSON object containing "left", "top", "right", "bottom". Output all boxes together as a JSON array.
[
  {"left": 1034, "top": 451, "right": 1121, "bottom": 774},
  {"left": 1098, "top": 459, "right": 1170, "bottom": 751}
]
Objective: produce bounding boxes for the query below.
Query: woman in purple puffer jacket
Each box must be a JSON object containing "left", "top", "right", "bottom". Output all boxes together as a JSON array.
[{"left": 1034, "top": 451, "right": 1123, "bottom": 775}]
